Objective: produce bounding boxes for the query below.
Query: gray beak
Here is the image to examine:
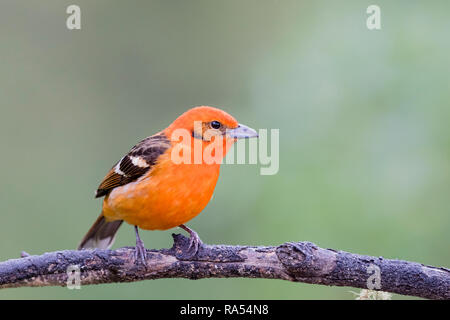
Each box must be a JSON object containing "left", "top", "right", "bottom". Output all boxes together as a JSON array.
[{"left": 226, "top": 123, "right": 259, "bottom": 139}]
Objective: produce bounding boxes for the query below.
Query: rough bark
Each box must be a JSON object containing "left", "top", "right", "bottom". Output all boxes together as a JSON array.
[{"left": 0, "top": 234, "right": 448, "bottom": 299}]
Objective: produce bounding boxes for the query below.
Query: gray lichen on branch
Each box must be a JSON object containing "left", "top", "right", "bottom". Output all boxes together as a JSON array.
[{"left": 0, "top": 234, "right": 448, "bottom": 299}]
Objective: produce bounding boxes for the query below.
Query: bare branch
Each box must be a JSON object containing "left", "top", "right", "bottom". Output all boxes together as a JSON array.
[{"left": 0, "top": 234, "right": 448, "bottom": 299}]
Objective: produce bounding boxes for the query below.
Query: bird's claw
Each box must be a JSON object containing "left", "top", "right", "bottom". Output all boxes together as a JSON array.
[
  {"left": 178, "top": 225, "right": 203, "bottom": 260},
  {"left": 187, "top": 231, "right": 202, "bottom": 256},
  {"left": 133, "top": 238, "right": 147, "bottom": 265}
]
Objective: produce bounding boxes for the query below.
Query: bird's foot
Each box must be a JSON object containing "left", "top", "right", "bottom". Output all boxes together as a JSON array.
[
  {"left": 179, "top": 224, "right": 203, "bottom": 259},
  {"left": 133, "top": 226, "right": 147, "bottom": 265},
  {"left": 133, "top": 238, "right": 147, "bottom": 265}
]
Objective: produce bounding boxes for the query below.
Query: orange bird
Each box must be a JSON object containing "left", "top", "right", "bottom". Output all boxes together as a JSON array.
[{"left": 78, "top": 106, "right": 258, "bottom": 262}]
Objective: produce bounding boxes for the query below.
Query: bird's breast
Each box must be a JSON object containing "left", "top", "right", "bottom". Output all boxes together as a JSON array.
[{"left": 102, "top": 154, "right": 221, "bottom": 230}]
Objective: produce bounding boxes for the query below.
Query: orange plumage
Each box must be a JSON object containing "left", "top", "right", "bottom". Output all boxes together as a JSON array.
[{"left": 78, "top": 106, "right": 258, "bottom": 262}]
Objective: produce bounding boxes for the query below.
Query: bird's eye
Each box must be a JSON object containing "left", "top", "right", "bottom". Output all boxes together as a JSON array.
[{"left": 210, "top": 121, "right": 221, "bottom": 129}]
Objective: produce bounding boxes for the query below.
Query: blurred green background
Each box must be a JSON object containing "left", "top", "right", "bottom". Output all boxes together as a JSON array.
[{"left": 0, "top": 0, "right": 449, "bottom": 300}]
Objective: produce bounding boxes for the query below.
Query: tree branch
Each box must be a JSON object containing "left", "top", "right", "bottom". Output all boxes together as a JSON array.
[{"left": 0, "top": 234, "right": 448, "bottom": 299}]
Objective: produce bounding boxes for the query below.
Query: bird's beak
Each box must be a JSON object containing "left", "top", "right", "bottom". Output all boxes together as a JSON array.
[{"left": 226, "top": 124, "right": 259, "bottom": 139}]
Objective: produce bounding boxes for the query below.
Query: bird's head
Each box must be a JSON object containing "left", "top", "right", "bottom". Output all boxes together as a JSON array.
[
  {"left": 166, "top": 106, "right": 258, "bottom": 141},
  {"left": 165, "top": 106, "right": 258, "bottom": 162}
]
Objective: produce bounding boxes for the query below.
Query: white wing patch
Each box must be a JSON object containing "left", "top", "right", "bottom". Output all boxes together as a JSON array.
[
  {"left": 130, "top": 156, "right": 150, "bottom": 168},
  {"left": 114, "top": 157, "right": 126, "bottom": 176}
]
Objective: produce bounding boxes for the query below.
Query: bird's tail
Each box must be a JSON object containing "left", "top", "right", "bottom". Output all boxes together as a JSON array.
[{"left": 78, "top": 212, "right": 123, "bottom": 250}]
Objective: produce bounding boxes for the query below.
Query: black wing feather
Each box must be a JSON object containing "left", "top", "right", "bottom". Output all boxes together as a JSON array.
[{"left": 95, "top": 132, "right": 171, "bottom": 198}]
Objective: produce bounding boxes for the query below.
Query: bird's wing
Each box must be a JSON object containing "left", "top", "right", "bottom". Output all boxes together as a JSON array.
[{"left": 95, "top": 132, "right": 171, "bottom": 198}]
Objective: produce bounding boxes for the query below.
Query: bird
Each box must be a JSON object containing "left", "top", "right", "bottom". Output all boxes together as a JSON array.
[{"left": 78, "top": 106, "right": 258, "bottom": 263}]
